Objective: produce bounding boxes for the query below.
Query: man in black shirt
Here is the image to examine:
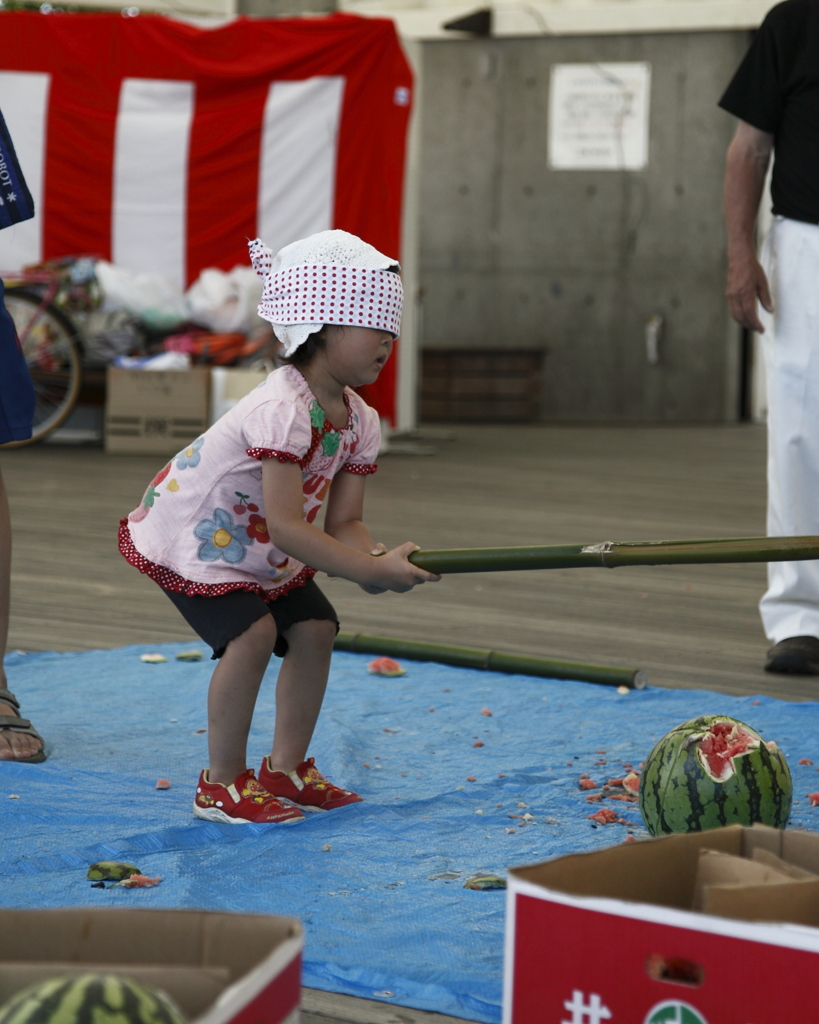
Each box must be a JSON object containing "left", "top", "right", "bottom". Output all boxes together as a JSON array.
[{"left": 720, "top": 0, "right": 819, "bottom": 675}]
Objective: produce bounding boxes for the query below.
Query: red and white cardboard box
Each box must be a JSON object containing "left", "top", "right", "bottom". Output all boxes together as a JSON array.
[
  {"left": 504, "top": 825, "right": 819, "bottom": 1023},
  {"left": 0, "top": 908, "right": 302, "bottom": 1024}
]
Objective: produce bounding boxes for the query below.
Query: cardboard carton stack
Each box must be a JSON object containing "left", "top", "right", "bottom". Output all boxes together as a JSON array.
[
  {"left": 105, "top": 367, "right": 269, "bottom": 456},
  {"left": 105, "top": 368, "right": 211, "bottom": 456},
  {"left": 504, "top": 824, "right": 819, "bottom": 1023}
]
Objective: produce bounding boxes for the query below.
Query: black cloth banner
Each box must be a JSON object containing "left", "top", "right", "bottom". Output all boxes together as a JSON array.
[{"left": 0, "top": 108, "right": 34, "bottom": 231}]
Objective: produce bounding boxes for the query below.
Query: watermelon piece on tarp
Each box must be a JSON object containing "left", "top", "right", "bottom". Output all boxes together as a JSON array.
[
  {"left": 639, "top": 715, "right": 793, "bottom": 836},
  {"left": 367, "top": 657, "right": 406, "bottom": 677}
]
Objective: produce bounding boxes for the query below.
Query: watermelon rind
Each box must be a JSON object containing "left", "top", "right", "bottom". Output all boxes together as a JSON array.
[
  {"left": 638, "top": 715, "right": 792, "bottom": 836},
  {"left": 0, "top": 974, "right": 187, "bottom": 1024},
  {"left": 86, "top": 862, "right": 141, "bottom": 882}
]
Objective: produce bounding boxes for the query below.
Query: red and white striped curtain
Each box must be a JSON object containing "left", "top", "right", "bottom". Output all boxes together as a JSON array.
[{"left": 0, "top": 10, "right": 412, "bottom": 422}]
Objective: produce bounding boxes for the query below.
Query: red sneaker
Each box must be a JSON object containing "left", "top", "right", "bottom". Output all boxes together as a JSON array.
[
  {"left": 259, "top": 756, "right": 363, "bottom": 812},
  {"left": 193, "top": 768, "right": 305, "bottom": 825}
]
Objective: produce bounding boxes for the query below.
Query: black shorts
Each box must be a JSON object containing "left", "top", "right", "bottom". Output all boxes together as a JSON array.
[{"left": 163, "top": 578, "right": 339, "bottom": 660}]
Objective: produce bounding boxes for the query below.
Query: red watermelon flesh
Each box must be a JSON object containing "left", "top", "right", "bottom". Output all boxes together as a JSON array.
[
  {"left": 622, "top": 772, "right": 640, "bottom": 795},
  {"left": 695, "top": 721, "right": 757, "bottom": 782},
  {"left": 367, "top": 656, "right": 406, "bottom": 677}
]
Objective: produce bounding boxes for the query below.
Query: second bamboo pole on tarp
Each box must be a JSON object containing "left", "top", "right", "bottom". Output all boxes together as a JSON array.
[{"left": 333, "top": 632, "right": 646, "bottom": 689}]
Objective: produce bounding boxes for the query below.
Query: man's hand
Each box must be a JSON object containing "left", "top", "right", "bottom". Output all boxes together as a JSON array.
[
  {"left": 724, "top": 120, "right": 775, "bottom": 333},
  {"left": 726, "top": 253, "right": 773, "bottom": 332}
]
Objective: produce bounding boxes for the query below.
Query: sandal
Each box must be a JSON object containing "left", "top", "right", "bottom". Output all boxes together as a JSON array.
[{"left": 0, "top": 687, "right": 46, "bottom": 763}]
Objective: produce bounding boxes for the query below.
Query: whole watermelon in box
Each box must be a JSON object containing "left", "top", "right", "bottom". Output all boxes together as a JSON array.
[
  {"left": 639, "top": 715, "right": 792, "bottom": 836},
  {"left": 0, "top": 975, "right": 187, "bottom": 1024}
]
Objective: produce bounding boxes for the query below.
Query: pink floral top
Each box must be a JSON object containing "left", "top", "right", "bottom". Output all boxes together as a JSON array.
[{"left": 118, "top": 364, "right": 381, "bottom": 598}]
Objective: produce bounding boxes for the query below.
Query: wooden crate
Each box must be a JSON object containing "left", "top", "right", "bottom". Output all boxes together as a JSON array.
[{"left": 421, "top": 349, "right": 544, "bottom": 422}]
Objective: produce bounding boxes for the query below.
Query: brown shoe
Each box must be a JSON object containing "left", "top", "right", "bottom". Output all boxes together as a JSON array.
[{"left": 765, "top": 636, "right": 819, "bottom": 675}]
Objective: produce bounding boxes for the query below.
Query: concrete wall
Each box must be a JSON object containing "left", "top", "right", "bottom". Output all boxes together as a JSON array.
[
  {"left": 418, "top": 31, "right": 752, "bottom": 421},
  {"left": 237, "top": 0, "right": 335, "bottom": 16}
]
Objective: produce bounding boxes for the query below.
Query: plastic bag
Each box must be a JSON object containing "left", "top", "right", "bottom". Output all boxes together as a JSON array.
[
  {"left": 113, "top": 351, "right": 191, "bottom": 371},
  {"left": 95, "top": 261, "right": 190, "bottom": 331},
  {"left": 186, "top": 265, "right": 263, "bottom": 334},
  {"left": 80, "top": 309, "right": 144, "bottom": 366},
  {"left": 164, "top": 329, "right": 265, "bottom": 366}
]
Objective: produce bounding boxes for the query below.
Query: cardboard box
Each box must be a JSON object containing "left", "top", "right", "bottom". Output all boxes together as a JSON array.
[
  {"left": 210, "top": 367, "right": 268, "bottom": 425},
  {"left": 105, "top": 368, "right": 210, "bottom": 456},
  {"left": 504, "top": 825, "right": 819, "bottom": 1023},
  {"left": 0, "top": 908, "right": 302, "bottom": 1024}
]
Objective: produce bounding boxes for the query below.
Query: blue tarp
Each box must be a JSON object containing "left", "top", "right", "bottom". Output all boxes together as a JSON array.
[{"left": 2, "top": 644, "right": 819, "bottom": 1022}]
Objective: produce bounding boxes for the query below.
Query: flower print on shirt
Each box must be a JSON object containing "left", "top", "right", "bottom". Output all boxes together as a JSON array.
[
  {"left": 194, "top": 508, "right": 252, "bottom": 564},
  {"left": 129, "top": 462, "right": 171, "bottom": 523},
  {"left": 267, "top": 551, "right": 293, "bottom": 582},
  {"left": 176, "top": 437, "right": 205, "bottom": 471},
  {"left": 321, "top": 431, "right": 340, "bottom": 457},
  {"left": 246, "top": 514, "right": 270, "bottom": 544},
  {"left": 309, "top": 399, "right": 326, "bottom": 431}
]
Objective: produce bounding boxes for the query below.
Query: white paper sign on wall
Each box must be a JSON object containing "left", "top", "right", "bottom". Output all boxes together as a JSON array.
[{"left": 548, "top": 62, "right": 651, "bottom": 171}]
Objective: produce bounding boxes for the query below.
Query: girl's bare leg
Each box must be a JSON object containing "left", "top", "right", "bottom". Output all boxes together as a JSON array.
[
  {"left": 0, "top": 466, "right": 43, "bottom": 762},
  {"left": 207, "top": 613, "right": 278, "bottom": 785},
  {"left": 268, "top": 618, "right": 336, "bottom": 772}
]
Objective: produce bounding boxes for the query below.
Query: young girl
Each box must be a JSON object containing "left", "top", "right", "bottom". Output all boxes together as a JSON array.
[{"left": 119, "top": 230, "right": 440, "bottom": 825}]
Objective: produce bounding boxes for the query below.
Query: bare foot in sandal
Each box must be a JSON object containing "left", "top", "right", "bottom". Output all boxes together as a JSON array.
[
  {"left": 0, "top": 472, "right": 45, "bottom": 763},
  {"left": 0, "top": 673, "right": 46, "bottom": 762}
]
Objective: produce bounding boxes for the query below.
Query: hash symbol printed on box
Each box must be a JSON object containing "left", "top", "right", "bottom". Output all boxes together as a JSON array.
[{"left": 562, "top": 989, "right": 612, "bottom": 1024}]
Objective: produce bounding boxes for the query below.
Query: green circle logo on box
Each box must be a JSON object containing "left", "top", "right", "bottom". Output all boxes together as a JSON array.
[{"left": 644, "top": 1001, "right": 709, "bottom": 1024}]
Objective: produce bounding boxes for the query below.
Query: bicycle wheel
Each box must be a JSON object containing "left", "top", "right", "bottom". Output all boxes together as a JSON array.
[{"left": 2, "top": 286, "right": 82, "bottom": 446}]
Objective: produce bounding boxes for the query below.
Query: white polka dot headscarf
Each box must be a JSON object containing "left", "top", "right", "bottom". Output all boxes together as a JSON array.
[{"left": 249, "top": 230, "right": 403, "bottom": 358}]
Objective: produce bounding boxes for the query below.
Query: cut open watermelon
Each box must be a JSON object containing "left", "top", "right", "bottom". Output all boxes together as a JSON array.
[
  {"left": 639, "top": 715, "right": 792, "bottom": 836},
  {"left": 694, "top": 720, "right": 759, "bottom": 782}
]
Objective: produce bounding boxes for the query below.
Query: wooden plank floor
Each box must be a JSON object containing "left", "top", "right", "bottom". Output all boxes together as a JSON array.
[
  {"left": 2, "top": 422, "right": 816, "bottom": 1024},
  {"left": 3, "top": 422, "right": 815, "bottom": 702},
  {"left": 300, "top": 988, "right": 468, "bottom": 1024}
]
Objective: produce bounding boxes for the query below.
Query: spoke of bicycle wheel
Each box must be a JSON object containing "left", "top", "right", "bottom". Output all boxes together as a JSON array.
[{"left": 3, "top": 289, "right": 81, "bottom": 443}]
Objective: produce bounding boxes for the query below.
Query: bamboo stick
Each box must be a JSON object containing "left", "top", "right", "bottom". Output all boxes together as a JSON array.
[
  {"left": 407, "top": 536, "right": 819, "bottom": 574},
  {"left": 333, "top": 631, "right": 646, "bottom": 689}
]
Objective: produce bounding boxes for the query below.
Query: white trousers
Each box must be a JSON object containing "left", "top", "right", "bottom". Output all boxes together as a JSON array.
[{"left": 759, "top": 216, "right": 819, "bottom": 642}]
